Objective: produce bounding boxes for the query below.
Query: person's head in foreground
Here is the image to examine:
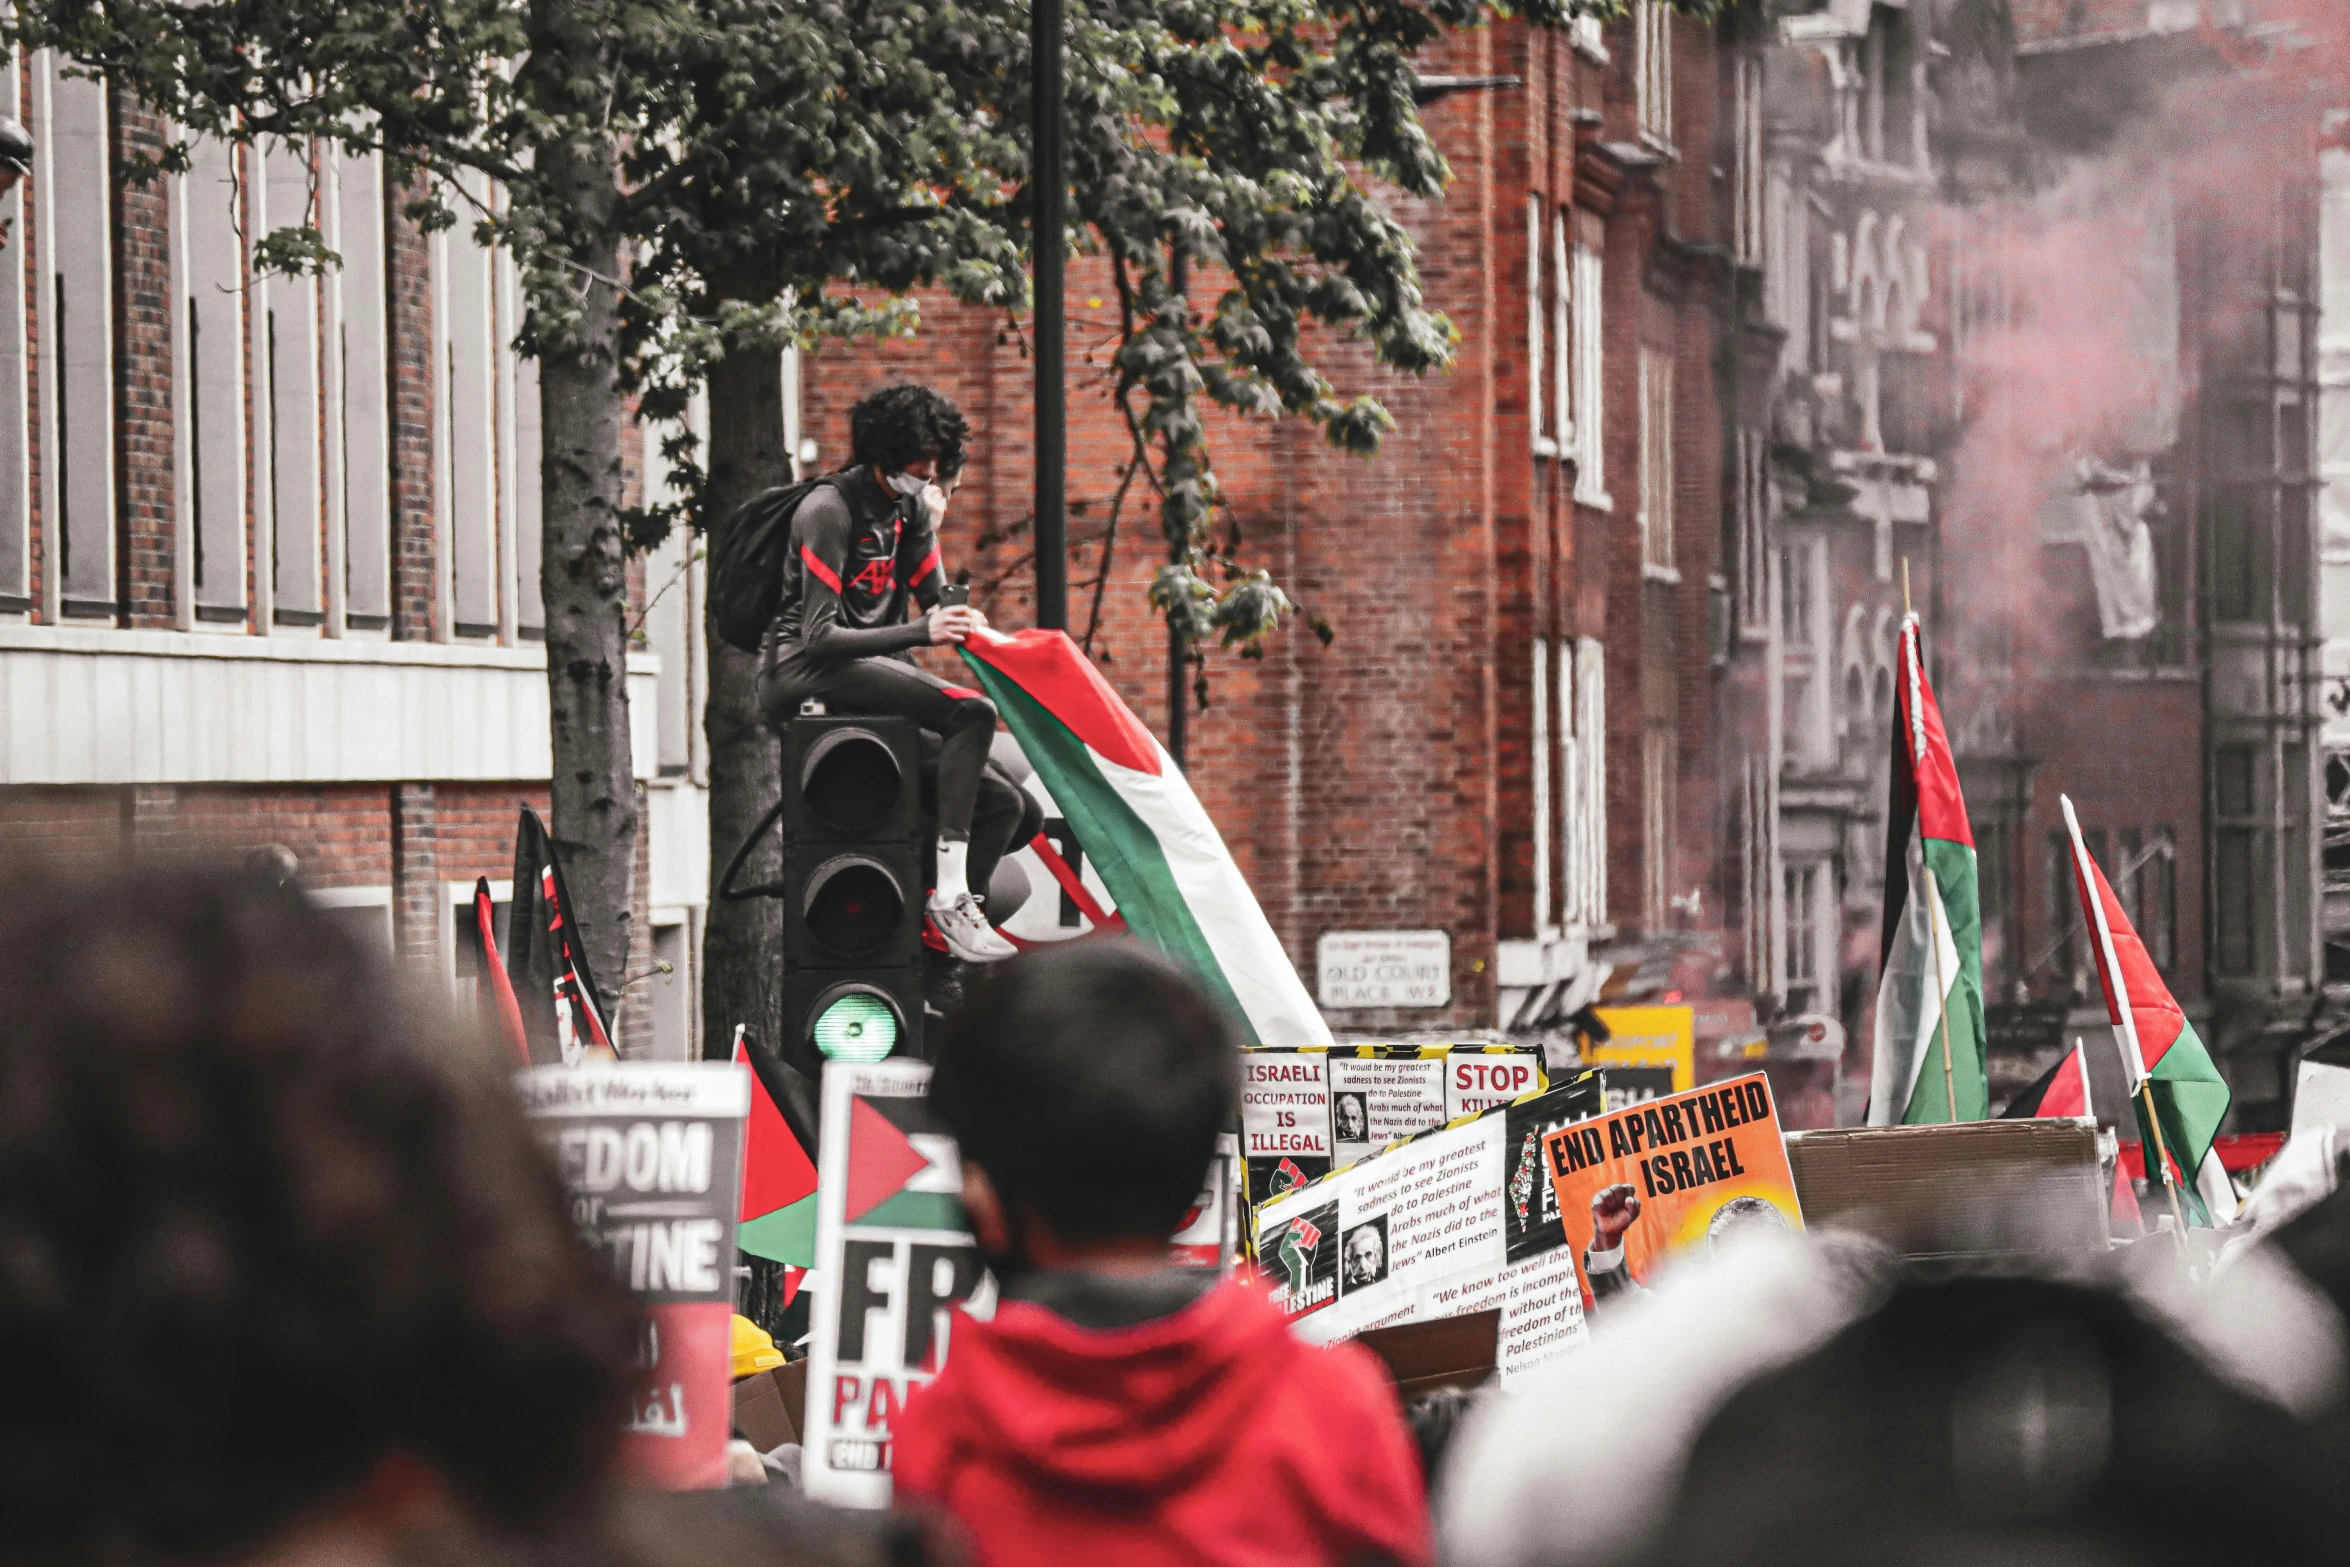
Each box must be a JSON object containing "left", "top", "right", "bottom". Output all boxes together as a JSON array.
[
  {"left": 928, "top": 938, "right": 1237, "bottom": 1274},
  {"left": 0, "top": 862, "right": 639, "bottom": 1567},
  {"left": 1439, "top": 1218, "right": 2350, "bottom": 1567},
  {"left": 901, "top": 940, "right": 1435, "bottom": 1567}
]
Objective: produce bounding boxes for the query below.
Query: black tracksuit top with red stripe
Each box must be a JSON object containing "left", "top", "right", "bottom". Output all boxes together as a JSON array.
[{"left": 772, "top": 469, "right": 947, "bottom": 663}]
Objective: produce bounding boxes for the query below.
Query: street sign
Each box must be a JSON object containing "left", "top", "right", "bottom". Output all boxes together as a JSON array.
[{"left": 1316, "top": 930, "right": 1451, "bottom": 1009}]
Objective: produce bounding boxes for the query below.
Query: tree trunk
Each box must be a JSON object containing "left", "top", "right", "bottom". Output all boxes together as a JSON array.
[
  {"left": 699, "top": 339, "right": 789, "bottom": 1061},
  {"left": 535, "top": 133, "right": 638, "bottom": 1026}
]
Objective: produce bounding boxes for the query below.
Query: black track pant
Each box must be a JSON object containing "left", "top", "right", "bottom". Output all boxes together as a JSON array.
[{"left": 761, "top": 647, "right": 1014, "bottom": 887}]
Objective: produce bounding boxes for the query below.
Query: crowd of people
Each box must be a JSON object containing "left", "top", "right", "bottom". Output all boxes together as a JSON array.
[{"left": 11, "top": 862, "right": 2350, "bottom": 1567}]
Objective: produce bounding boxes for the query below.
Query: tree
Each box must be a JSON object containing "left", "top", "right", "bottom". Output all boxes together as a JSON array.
[{"left": 12, "top": 0, "right": 684, "bottom": 1009}]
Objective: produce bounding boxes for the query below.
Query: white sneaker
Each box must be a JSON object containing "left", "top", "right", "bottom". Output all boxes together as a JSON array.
[{"left": 927, "top": 891, "right": 1018, "bottom": 963}]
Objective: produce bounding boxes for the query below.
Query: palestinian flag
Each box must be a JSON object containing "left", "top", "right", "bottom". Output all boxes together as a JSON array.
[
  {"left": 2061, "top": 795, "right": 2238, "bottom": 1225},
  {"left": 960, "top": 629, "right": 1333, "bottom": 1050},
  {"left": 1869, "top": 615, "right": 1990, "bottom": 1125},
  {"left": 2001, "top": 1042, "right": 2091, "bottom": 1121},
  {"left": 734, "top": 1028, "right": 820, "bottom": 1303},
  {"left": 840, "top": 1085, "right": 966, "bottom": 1232}
]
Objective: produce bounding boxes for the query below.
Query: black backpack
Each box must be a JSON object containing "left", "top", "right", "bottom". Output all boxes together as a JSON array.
[{"left": 706, "top": 473, "right": 846, "bottom": 653}]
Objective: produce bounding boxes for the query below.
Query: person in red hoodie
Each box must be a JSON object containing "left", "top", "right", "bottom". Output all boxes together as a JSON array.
[{"left": 895, "top": 940, "right": 1431, "bottom": 1567}]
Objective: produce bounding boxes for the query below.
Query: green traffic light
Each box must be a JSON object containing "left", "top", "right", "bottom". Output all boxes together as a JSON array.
[{"left": 812, "top": 991, "right": 899, "bottom": 1063}]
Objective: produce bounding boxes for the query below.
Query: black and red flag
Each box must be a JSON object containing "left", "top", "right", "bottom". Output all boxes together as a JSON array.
[
  {"left": 507, "top": 808, "right": 616, "bottom": 1065},
  {"left": 473, "top": 876, "right": 531, "bottom": 1067}
]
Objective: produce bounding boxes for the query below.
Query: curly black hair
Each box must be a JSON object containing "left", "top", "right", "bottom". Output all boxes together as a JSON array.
[
  {"left": 0, "top": 863, "right": 640, "bottom": 1566},
  {"left": 848, "top": 383, "right": 970, "bottom": 480}
]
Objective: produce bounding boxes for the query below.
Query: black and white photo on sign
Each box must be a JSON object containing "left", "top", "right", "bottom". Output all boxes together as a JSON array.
[
  {"left": 1341, "top": 1214, "right": 1389, "bottom": 1292},
  {"left": 1333, "top": 1092, "right": 1370, "bottom": 1146}
]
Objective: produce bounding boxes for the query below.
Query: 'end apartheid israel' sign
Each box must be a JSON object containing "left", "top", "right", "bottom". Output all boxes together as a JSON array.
[{"left": 1317, "top": 931, "right": 1451, "bottom": 1009}]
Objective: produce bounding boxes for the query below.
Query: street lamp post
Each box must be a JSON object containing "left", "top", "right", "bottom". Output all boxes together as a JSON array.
[{"left": 1032, "top": 0, "right": 1067, "bottom": 630}]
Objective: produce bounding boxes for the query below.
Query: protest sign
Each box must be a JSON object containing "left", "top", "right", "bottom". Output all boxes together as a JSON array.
[
  {"left": 1250, "top": 1043, "right": 1545, "bottom": 1192},
  {"left": 1589, "top": 1005, "right": 1695, "bottom": 1107},
  {"left": 1541, "top": 1071, "right": 1801, "bottom": 1315},
  {"left": 519, "top": 1062, "right": 748, "bottom": 1490},
  {"left": 1172, "top": 1132, "right": 1243, "bottom": 1270},
  {"left": 802, "top": 1058, "right": 989, "bottom": 1508},
  {"left": 1242, "top": 1050, "right": 1333, "bottom": 1200},
  {"left": 1253, "top": 1075, "right": 1601, "bottom": 1383}
]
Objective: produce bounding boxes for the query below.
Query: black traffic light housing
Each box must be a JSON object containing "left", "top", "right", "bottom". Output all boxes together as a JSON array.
[
  {"left": 721, "top": 714, "right": 926, "bottom": 1076},
  {"left": 782, "top": 715, "right": 924, "bottom": 1073}
]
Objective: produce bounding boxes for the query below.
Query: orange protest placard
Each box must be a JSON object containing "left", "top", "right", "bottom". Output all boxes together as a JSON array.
[{"left": 1540, "top": 1072, "right": 1802, "bottom": 1313}]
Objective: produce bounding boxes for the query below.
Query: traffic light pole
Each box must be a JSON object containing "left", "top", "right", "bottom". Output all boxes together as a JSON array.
[{"left": 1032, "top": 0, "right": 1067, "bottom": 631}]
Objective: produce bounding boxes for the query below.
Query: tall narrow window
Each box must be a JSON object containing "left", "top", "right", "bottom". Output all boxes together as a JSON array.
[
  {"left": 1734, "top": 52, "right": 1765, "bottom": 266},
  {"left": 264, "top": 141, "right": 323, "bottom": 625},
  {"left": 2212, "top": 746, "right": 2263, "bottom": 976},
  {"left": 39, "top": 59, "right": 116, "bottom": 618},
  {"left": 1532, "top": 639, "right": 1552, "bottom": 934},
  {"left": 493, "top": 239, "right": 539, "bottom": 641},
  {"left": 334, "top": 147, "right": 392, "bottom": 630},
  {"left": 1643, "top": 726, "right": 1677, "bottom": 932},
  {"left": 442, "top": 173, "right": 499, "bottom": 637},
  {"left": 1572, "top": 240, "right": 1607, "bottom": 505},
  {"left": 1526, "top": 196, "right": 1550, "bottom": 457},
  {"left": 1784, "top": 861, "right": 1825, "bottom": 1013},
  {"left": 182, "top": 135, "right": 246, "bottom": 623},
  {"left": 1737, "top": 430, "right": 1770, "bottom": 631},
  {"left": 1551, "top": 211, "right": 1572, "bottom": 456},
  {"left": 1566, "top": 637, "right": 1608, "bottom": 929},
  {"left": 1639, "top": 348, "right": 1675, "bottom": 573},
  {"left": 1635, "top": 0, "right": 1673, "bottom": 146},
  {"left": 514, "top": 351, "right": 544, "bottom": 637},
  {"left": 0, "top": 45, "right": 26, "bottom": 610},
  {"left": 640, "top": 394, "right": 705, "bottom": 776}
]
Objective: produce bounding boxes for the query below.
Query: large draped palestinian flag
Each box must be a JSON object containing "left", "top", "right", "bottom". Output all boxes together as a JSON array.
[
  {"left": 959, "top": 628, "right": 1333, "bottom": 1051},
  {"left": 2060, "top": 795, "right": 2237, "bottom": 1225},
  {"left": 1870, "top": 614, "right": 1990, "bottom": 1124}
]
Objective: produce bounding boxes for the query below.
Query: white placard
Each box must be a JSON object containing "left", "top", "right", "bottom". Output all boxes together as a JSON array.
[{"left": 1317, "top": 930, "right": 1452, "bottom": 1009}]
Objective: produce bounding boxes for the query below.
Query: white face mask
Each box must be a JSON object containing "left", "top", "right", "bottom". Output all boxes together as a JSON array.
[{"left": 885, "top": 470, "right": 929, "bottom": 499}]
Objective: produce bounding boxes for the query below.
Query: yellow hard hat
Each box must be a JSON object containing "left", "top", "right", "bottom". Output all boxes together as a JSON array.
[{"left": 730, "top": 1313, "right": 785, "bottom": 1379}]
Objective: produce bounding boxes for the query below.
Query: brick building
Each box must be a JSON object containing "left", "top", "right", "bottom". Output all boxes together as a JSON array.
[
  {"left": 18, "top": 2, "right": 2336, "bottom": 1129},
  {"left": 0, "top": 54, "right": 710, "bottom": 1056},
  {"left": 791, "top": 4, "right": 1739, "bottom": 1055},
  {"left": 1722, "top": 0, "right": 2342, "bottom": 1131}
]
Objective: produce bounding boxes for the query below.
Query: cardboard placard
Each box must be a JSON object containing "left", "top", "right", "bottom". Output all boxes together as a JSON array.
[
  {"left": 1588, "top": 1005, "right": 1696, "bottom": 1096},
  {"left": 1783, "top": 1118, "right": 2104, "bottom": 1258},
  {"left": 1242, "top": 1051, "right": 1333, "bottom": 1201},
  {"left": 1246, "top": 1043, "right": 1546, "bottom": 1199},
  {"left": 1355, "top": 1308, "right": 1501, "bottom": 1400},
  {"left": 802, "top": 1059, "right": 989, "bottom": 1509},
  {"left": 732, "top": 1366, "right": 795, "bottom": 1453},
  {"left": 1541, "top": 1072, "right": 1801, "bottom": 1315},
  {"left": 1253, "top": 1075, "right": 1601, "bottom": 1384},
  {"left": 519, "top": 1063, "right": 749, "bottom": 1491}
]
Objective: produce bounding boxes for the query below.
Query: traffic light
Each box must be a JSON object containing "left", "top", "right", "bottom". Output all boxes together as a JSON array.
[{"left": 779, "top": 715, "right": 925, "bottom": 1074}]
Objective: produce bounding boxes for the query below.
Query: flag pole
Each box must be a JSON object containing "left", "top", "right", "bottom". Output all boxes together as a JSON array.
[
  {"left": 1923, "top": 860, "right": 1962, "bottom": 1124},
  {"left": 1899, "top": 566, "right": 1962, "bottom": 1125},
  {"left": 2062, "top": 794, "right": 2188, "bottom": 1245}
]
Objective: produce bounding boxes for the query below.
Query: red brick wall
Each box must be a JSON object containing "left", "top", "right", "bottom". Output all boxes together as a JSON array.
[
  {"left": 0, "top": 787, "right": 128, "bottom": 863},
  {"left": 113, "top": 96, "right": 175, "bottom": 627},
  {"left": 2016, "top": 680, "right": 2207, "bottom": 1005},
  {"left": 387, "top": 179, "right": 438, "bottom": 641}
]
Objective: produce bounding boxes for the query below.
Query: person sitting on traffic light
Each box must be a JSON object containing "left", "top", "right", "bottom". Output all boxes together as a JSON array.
[{"left": 757, "top": 383, "right": 1018, "bottom": 965}]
